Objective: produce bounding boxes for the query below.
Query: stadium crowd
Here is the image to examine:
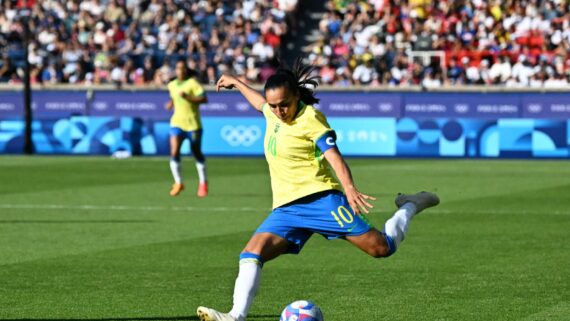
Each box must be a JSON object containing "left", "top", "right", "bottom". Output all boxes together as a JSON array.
[
  {"left": 0, "top": 0, "right": 569, "bottom": 88},
  {"left": 0, "top": 0, "right": 297, "bottom": 86},
  {"left": 311, "top": 0, "right": 570, "bottom": 88}
]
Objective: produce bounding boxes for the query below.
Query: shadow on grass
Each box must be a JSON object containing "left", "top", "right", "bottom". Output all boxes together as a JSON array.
[{"left": 0, "top": 315, "right": 279, "bottom": 321}]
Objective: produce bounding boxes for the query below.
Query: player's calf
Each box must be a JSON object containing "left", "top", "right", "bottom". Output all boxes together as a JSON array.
[{"left": 346, "top": 229, "right": 394, "bottom": 258}]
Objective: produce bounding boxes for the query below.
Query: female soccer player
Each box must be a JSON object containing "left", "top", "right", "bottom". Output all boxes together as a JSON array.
[
  {"left": 197, "top": 60, "right": 439, "bottom": 321},
  {"left": 166, "top": 60, "right": 208, "bottom": 197}
]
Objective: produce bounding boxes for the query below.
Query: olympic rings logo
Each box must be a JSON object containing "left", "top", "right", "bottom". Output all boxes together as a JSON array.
[{"left": 220, "top": 125, "right": 261, "bottom": 147}]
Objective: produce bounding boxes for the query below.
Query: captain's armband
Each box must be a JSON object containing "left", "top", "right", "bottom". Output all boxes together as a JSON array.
[{"left": 315, "top": 131, "right": 337, "bottom": 153}]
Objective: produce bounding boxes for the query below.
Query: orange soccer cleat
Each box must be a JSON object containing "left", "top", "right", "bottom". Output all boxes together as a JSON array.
[
  {"left": 197, "top": 182, "right": 208, "bottom": 197},
  {"left": 170, "top": 183, "right": 185, "bottom": 196}
]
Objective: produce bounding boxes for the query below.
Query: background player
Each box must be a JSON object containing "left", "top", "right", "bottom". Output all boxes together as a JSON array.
[{"left": 166, "top": 60, "right": 208, "bottom": 197}]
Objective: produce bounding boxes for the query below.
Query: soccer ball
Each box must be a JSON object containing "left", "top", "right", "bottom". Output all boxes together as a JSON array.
[{"left": 280, "top": 300, "right": 324, "bottom": 321}]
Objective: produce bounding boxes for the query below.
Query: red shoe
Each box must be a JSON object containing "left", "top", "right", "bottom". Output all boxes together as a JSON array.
[
  {"left": 197, "top": 182, "right": 208, "bottom": 197},
  {"left": 170, "top": 183, "right": 184, "bottom": 196}
]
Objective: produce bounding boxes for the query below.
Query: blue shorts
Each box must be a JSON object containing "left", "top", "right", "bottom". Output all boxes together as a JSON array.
[
  {"left": 170, "top": 127, "right": 202, "bottom": 142},
  {"left": 255, "top": 190, "right": 374, "bottom": 254}
]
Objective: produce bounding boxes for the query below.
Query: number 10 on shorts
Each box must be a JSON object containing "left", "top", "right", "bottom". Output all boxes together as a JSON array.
[{"left": 330, "top": 206, "right": 354, "bottom": 228}]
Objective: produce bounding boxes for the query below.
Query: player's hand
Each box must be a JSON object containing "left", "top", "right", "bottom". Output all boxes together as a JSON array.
[
  {"left": 216, "top": 75, "right": 238, "bottom": 91},
  {"left": 165, "top": 100, "right": 173, "bottom": 111},
  {"left": 345, "top": 187, "right": 376, "bottom": 215}
]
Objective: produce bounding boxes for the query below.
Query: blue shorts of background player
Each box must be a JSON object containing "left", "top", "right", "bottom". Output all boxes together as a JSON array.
[
  {"left": 169, "top": 127, "right": 203, "bottom": 152},
  {"left": 255, "top": 189, "right": 374, "bottom": 254},
  {"left": 169, "top": 127, "right": 205, "bottom": 164}
]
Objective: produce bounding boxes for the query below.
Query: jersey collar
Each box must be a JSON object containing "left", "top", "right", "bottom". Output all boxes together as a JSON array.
[{"left": 293, "top": 101, "right": 306, "bottom": 121}]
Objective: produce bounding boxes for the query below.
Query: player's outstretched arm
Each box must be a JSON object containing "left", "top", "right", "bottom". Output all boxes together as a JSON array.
[
  {"left": 165, "top": 100, "right": 173, "bottom": 111},
  {"left": 324, "top": 148, "right": 376, "bottom": 215},
  {"left": 180, "top": 91, "right": 208, "bottom": 104},
  {"left": 216, "top": 75, "right": 265, "bottom": 112}
]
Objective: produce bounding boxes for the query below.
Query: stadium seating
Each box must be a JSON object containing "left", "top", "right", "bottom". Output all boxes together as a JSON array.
[
  {"left": 0, "top": 0, "right": 568, "bottom": 88},
  {"left": 310, "top": 0, "right": 570, "bottom": 88},
  {"left": 0, "top": 0, "right": 296, "bottom": 86}
]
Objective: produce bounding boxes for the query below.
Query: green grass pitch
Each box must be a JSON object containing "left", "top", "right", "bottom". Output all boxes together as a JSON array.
[{"left": 0, "top": 156, "right": 569, "bottom": 321}]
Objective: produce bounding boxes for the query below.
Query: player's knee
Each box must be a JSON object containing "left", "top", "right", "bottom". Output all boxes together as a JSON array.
[
  {"left": 368, "top": 243, "right": 392, "bottom": 258},
  {"left": 194, "top": 153, "right": 205, "bottom": 163}
]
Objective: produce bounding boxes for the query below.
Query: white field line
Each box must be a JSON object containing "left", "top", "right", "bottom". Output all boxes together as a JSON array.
[{"left": 0, "top": 204, "right": 569, "bottom": 215}]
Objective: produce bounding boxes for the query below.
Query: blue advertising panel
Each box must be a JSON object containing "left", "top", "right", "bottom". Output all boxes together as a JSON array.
[
  {"left": 201, "top": 117, "right": 266, "bottom": 155},
  {"left": 91, "top": 91, "right": 170, "bottom": 117},
  {"left": 0, "top": 91, "right": 23, "bottom": 117},
  {"left": 91, "top": 91, "right": 260, "bottom": 118},
  {"left": 0, "top": 91, "right": 87, "bottom": 118},
  {"left": 403, "top": 93, "right": 520, "bottom": 119},
  {"left": 316, "top": 92, "right": 401, "bottom": 117},
  {"left": 1, "top": 116, "right": 568, "bottom": 158},
  {"left": 403, "top": 93, "right": 460, "bottom": 118},
  {"left": 521, "top": 93, "right": 570, "bottom": 119},
  {"left": 328, "top": 117, "right": 396, "bottom": 155},
  {"left": 467, "top": 93, "right": 520, "bottom": 119},
  {"left": 1, "top": 90, "right": 570, "bottom": 158},
  {"left": 32, "top": 91, "right": 87, "bottom": 117},
  {"left": 200, "top": 92, "right": 260, "bottom": 117}
]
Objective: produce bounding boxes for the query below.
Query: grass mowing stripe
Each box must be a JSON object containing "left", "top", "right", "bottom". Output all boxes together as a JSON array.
[
  {"left": 0, "top": 204, "right": 266, "bottom": 212},
  {"left": 1, "top": 204, "right": 569, "bottom": 216}
]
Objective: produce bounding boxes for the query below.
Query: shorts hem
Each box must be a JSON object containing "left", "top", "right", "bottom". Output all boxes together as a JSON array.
[{"left": 254, "top": 229, "right": 303, "bottom": 254}]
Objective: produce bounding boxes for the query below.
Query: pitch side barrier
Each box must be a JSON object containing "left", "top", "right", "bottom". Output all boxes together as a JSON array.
[{"left": 0, "top": 87, "right": 569, "bottom": 158}]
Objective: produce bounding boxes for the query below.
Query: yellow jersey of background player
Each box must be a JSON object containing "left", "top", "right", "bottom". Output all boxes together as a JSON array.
[{"left": 167, "top": 74, "right": 204, "bottom": 132}]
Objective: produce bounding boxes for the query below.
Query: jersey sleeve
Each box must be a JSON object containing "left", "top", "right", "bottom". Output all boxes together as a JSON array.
[
  {"left": 167, "top": 82, "right": 175, "bottom": 100},
  {"left": 305, "top": 109, "right": 338, "bottom": 153},
  {"left": 305, "top": 109, "right": 334, "bottom": 142},
  {"left": 261, "top": 102, "right": 270, "bottom": 118}
]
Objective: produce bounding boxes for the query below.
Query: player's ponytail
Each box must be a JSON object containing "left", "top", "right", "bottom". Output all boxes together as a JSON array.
[{"left": 265, "top": 57, "right": 320, "bottom": 105}]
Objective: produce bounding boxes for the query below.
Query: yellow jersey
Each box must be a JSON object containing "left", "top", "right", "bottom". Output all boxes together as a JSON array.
[
  {"left": 263, "top": 102, "right": 342, "bottom": 209},
  {"left": 167, "top": 77, "right": 204, "bottom": 131}
]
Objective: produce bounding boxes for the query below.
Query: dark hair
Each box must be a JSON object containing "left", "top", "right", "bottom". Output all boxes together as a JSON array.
[
  {"left": 175, "top": 59, "right": 193, "bottom": 80},
  {"left": 264, "top": 57, "right": 320, "bottom": 105}
]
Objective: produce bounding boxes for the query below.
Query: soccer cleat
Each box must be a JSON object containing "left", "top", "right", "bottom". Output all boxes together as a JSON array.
[
  {"left": 169, "top": 183, "right": 184, "bottom": 196},
  {"left": 197, "top": 182, "right": 208, "bottom": 197},
  {"left": 395, "top": 191, "right": 440, "bottom": 214},
  {"left": 196, "top": 306, "right": 237, "bottom": 321}
]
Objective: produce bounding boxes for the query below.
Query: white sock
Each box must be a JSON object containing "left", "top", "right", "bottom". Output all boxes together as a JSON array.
[
  {"left": 196, "top": 161, "right": 207, "bottom": 184},
  {"left": 229, "top": 258, "right": 262, "bottom": 321},
  {"left": 383, "top": 203, "right": 417, "bottom": 248},
  {"left": 169, "top": 159, "right": 182, "bottom": 184}
]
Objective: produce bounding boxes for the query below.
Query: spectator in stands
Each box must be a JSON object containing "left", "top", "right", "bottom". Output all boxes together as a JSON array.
[
  {"left": 1, "top": 0, "right": 568, "bottom": 88},
  {"left": 307, "top": 0, "right": 570, "bottom": 88},
  {"left": 141, "top": 56, "right": 156, "bottom": 84},
  {"left": 0, "top": 0, "right": 299, "bottom": 86},
  {"left": 352, "top": 53, "right": 378, "bottom": 85},
  {"left": 446, "top": 58, "right": 465, "bottom": 85},
  {"left": 0, "top": 54, "right": 15, "bottom": 82},
  {"left": 489, "top": 55, "right": 512, "bottom": 84}
]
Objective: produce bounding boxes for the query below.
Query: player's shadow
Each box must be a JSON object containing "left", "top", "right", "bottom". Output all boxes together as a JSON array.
[{"left": 0, "top": 315, "right": 279, "bottom": 321}]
